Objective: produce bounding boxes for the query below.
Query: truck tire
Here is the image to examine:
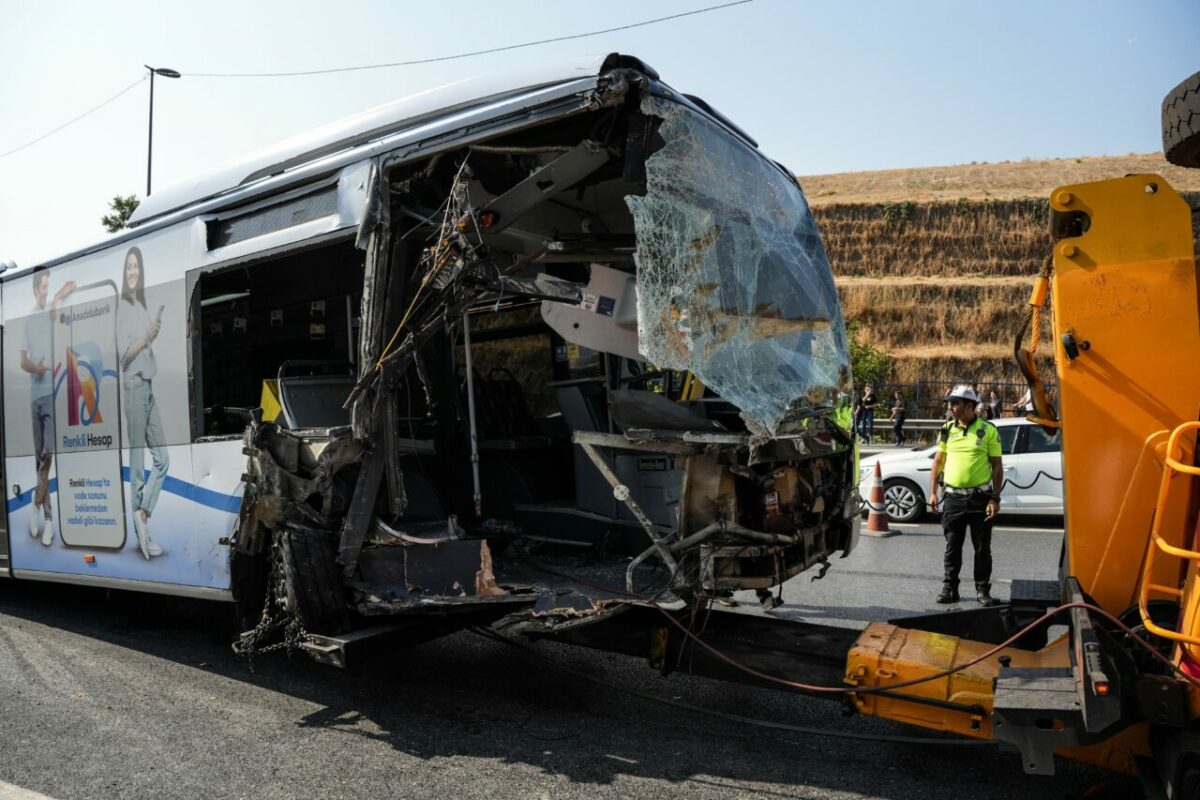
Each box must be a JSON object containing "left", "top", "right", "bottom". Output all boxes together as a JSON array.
[
  {"left": 276, "top": 526, "right": 351, "bottom": 635},
  {"left": 1163, "top": 71, "right": 1200, "bottom": 168}
]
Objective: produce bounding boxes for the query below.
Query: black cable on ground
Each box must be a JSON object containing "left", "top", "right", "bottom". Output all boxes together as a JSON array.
[
  {"left": 648, "top": 596, "right": 1200, "bottom": 696},
  {"left": 519, "top": 558, "right": 1200, "bottom": 696},
  {"left": 470, "top": 626, "right": 995, "bottom": 747}
]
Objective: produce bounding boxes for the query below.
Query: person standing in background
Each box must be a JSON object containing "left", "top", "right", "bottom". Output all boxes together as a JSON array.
[
  {"left": 890, "top": 390, "right": 908, "bottom": 446},
  {"left": 852, "top": 389, "right": 863, "bottom": 440},
  {"left": 1013, "top": 387, "right": 1033, "bottom": 416},
  {"left": 859, "top": 384, "right": 878, "bottom": 444},
  {"left": 986, "top": 390, "right": 1002, "bottom": 420}
]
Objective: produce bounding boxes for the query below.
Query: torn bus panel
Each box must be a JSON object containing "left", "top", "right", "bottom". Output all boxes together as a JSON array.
[{"left": 230, "top": 55, "right": 859, "bottom": 657}]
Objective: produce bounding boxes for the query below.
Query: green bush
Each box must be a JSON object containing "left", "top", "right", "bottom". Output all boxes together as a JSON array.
[
  {"left": 846, "top": 320, "right": 894, "bottom": 385},
  {"left": 881, "top": 200, "right": 914, "bottom": 226}
]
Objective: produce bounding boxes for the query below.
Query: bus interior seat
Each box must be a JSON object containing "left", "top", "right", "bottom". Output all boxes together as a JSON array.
[
  {"left": 460, "top": 367, "right": 554, "bottom": 451},
  {"left": 275, "top": 360, "right": 355, "bottom": 429}
]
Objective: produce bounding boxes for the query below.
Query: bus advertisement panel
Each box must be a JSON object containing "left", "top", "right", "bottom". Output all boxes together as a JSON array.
[{"left": 2, "top": 229, "right": 236, "bottom": 592}]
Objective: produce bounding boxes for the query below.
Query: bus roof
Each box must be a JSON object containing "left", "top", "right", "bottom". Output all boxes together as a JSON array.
[{"left": 128, "top": 53, "right": 636, "bottom": 229}]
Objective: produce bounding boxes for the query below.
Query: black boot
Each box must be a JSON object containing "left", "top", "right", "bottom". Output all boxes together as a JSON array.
[
  {"left": 976, "top": 583, "right": 997, "bottom": 607},
  {"left": 937, "top": 584, "right": 960, "bottom": 604}
]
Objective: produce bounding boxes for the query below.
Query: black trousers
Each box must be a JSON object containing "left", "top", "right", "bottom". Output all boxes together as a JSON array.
[{"left": 941, "top": 492, "right": 993, "bottom": 587}]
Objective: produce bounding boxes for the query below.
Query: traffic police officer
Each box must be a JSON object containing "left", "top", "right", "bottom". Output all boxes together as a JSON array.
[{"left": 929, "top": 385, "right": 1004, "bottom": 605}]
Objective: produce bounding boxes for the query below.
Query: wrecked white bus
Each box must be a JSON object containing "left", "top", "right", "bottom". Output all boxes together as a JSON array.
[{"left": 0, "top": 54, "right": 859, "bottom": 663}]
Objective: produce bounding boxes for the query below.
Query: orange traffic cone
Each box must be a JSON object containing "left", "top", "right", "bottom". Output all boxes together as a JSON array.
[{"left": 863, "top": 462, "right": 897, "bottom": 537}]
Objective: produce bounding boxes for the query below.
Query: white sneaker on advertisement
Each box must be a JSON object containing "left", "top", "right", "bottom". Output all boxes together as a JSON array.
[
  {"left": 40, "top": 518, "right": 53, "bottom": 547},
  {"left": 133, "top": 514, "right": 163, "bottom": 559},
  {"left": 29, "top": 504, "right": 41, "bottom": 538}
]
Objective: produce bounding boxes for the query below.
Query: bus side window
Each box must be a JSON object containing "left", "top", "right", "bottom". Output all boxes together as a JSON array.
[{"left": 193, "top": 241, "right": 365, "bottom": 437}]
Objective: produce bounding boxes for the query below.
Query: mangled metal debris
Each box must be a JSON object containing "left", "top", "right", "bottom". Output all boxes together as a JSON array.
[{"left": 230, "top": 55, "right": 859, "bottom": 660}]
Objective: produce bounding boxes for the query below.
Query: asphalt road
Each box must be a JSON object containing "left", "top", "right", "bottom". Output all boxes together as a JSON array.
[{"left": 0, "top": 517, "right": 1124, "bottom": 800}]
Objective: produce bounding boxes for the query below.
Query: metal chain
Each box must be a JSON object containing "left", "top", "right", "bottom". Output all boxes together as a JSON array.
[
  {"left": 233, "top": 534, "right": 318, "bottom": 668},
  {"left": 232, "top": 589, "right": 282, "bottom": 671}
]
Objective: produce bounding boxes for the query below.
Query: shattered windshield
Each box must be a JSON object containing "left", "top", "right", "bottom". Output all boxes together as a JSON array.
[{"left": 627, "top": 94, "right": 851, "bottom": 437}]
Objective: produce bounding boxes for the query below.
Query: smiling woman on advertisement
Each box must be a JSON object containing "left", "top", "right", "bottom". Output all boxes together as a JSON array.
[{"left": 117, "top": 247, "right": 168, "bottom": 560}]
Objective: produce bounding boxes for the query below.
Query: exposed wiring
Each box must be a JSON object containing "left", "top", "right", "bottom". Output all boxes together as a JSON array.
[
  {"left": 187, "top": 2, "right": 756, "bottom": 78},
  {"left": 375, "top": 156, "right": 474, "bottom": 371},
  {"left": 375, "top": 517, "right": 458, "bottom": 544},
  {"left": 395, "top": 202, "right": 451, "bottom": 242},
  {"left": 0, "top": 76, "right": 147, "bottom": 160},
  {"left": 470, "top": 627, "right": 994, "bottom": 747}
]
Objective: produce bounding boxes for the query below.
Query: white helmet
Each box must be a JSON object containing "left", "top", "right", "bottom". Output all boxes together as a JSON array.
[{"left": 947, "top": 384, "right": 980, "bottom": 404}]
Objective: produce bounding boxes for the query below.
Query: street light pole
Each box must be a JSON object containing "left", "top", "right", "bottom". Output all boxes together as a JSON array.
[{"left": 144, "top": 65, "right": 181, "bottom": 197}]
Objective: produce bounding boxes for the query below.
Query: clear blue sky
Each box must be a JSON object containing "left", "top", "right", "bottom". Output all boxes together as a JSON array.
[{"left": 1, "top": 0, "right": 1196, "bottom": 268}]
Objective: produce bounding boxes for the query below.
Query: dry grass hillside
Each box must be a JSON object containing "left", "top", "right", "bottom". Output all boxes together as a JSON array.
[
  {"left": 802, "top": 154, "right": 1200, "bottom": 387},
  {"left": 817, "top": 199, "right": 1052, "bottom": 278},
  {"left": 803, "top": 153, "right": 1200, "bottom": 206}
]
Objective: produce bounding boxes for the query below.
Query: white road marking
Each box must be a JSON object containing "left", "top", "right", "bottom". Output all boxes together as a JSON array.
[
  {"left": 993, "top": 526, "right": 1066, "bottom": 534},
  {"left": 886, "top": 521, "right": 1063, "bottom": 534},
  {"left": 0, "top": 781, "right": 57, "bottom": 800}
]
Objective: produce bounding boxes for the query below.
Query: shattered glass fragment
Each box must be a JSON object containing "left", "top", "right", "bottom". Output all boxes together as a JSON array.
[{"left": 627, "top": 95, "right": 851, "bottom": 437}]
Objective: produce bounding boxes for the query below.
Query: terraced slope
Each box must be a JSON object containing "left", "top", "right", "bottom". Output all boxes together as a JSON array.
[{"left": 803, "top": 154, "right": 1200, "bottom": 384}]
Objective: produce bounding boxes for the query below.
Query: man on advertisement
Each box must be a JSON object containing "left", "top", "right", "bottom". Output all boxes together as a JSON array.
[{"left": 20, "top": 267, "right": 76, "bottom": 546}]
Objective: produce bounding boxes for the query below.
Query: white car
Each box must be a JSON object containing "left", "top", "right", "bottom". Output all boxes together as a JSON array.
[{"left": 857, "top": 417, "right": 1063, "bottom": 522}]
